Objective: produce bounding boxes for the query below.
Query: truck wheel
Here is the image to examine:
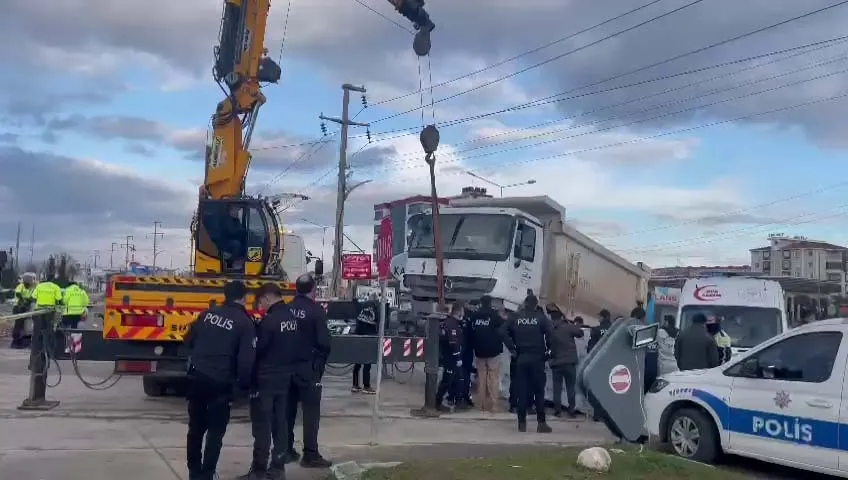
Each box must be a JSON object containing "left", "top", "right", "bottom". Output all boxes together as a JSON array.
[
  {"left": 142, "top": 377, "right": 166, "bottom": 397},
  {"left": 666, "top": 408, "right": 719, "bottom": 463}
]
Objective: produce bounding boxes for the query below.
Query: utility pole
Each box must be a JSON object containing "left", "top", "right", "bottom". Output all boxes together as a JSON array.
[
  {"left": 110, "top": 242, "right": 119, "bottom": 269},
  {"left": 320, "top": 83, "right": 370, "bottom": 298},
  {"left": 14, "top": 221, "right": 21, "bottom": 271},
  {"left": 28, "top": 225, "right": 34, "bottom": 266},
  {"left": 121, "top": 236, "right": 135, "bottom": 271},
  {"left": 150, "top": 221, "right": 164, "bottom": 269},
  {"left": 92, "top": 250, "right": 100, "bottom": 269}
]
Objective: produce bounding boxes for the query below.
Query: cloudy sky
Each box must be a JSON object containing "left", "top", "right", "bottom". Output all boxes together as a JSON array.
[{"left": 3, "top": 0, "right": 848, "bottom": 271}]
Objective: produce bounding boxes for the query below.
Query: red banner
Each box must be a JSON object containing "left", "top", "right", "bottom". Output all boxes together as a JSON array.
[
  {"left": 377, "top": 217, "right": 393, "bottom": 281},
  {"left": 341, "top": 253, "right": 372, "bottom": 280}
]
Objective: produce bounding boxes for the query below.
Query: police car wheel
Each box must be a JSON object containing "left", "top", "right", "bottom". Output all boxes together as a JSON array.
[{"left": 666, "top": 408, "right": 718, "bottom": 463}]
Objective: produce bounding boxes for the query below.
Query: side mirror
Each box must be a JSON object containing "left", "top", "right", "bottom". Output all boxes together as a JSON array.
[
  {"left": 741, "top": 358, "right": 760, "bottom": 378},
  {"left": 314, "top": 259, "right": 324, "bottom": 276}
]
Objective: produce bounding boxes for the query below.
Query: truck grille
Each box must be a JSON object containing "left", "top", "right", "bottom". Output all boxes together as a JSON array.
[{"left": 405, "top": 274, "right": 496, "bottom": 302}]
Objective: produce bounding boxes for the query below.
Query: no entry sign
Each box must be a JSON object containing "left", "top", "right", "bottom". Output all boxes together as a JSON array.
[{"left": 608, "top": 365, "right": 632, "bottom": 395}]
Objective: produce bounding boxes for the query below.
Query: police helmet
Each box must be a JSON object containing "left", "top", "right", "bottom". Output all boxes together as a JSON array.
[{"left": 295, "top": 273, "right": 316, "bottom": 295}]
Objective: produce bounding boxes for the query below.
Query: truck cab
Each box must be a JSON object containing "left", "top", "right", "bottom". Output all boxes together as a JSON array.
[{"left": 404, "top": 204, "right": 543, "bottom": 313}]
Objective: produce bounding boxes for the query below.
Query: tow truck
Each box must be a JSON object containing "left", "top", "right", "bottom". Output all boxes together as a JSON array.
[{"left": 50, "top": 0, "right": 437, "bottom": 397}]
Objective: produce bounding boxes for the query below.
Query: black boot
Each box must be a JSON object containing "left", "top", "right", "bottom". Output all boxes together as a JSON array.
[
  {"left": 537, "top": 423, "right": 552, "bottom": 433},
  {"left": 284, "top": 449, "right": 300, "bottom": 464},
  {"left": 518, "top": 420, "right": 527, "bottom": 432},
  {"left": 300, "top": 454, "right": 333, "bottom": 469}
]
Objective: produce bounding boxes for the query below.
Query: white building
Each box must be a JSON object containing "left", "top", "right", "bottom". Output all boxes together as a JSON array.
[{"left": 749, "top": 234, "right": 847, "bottom": 283}]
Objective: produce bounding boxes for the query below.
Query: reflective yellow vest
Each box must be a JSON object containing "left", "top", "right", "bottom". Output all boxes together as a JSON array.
[
  {"left": 33, "top": 281, "right": 62, "bottom": 307},
  {"left": 63, "top": 285, "right": 89, "bottom": 316},
  {"left": 14, "top": 283, "right": 34, "bottom": 302}
]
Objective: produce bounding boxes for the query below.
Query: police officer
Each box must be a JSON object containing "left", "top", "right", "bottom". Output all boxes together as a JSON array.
[
  {"left": 267, "top": 275, "right": 333, "bottom": 470},
  {"left": 587, "top": 309, "right": 612, "bottom": 352},
  {"left": 32, "top": 275, "right": 62, "bottom": 310},
  {"left": 184, "top": 281, "right": 256, "bottom": 480},
  {"left": 436, "top": 302, "right": 464, "bottom": 411},
  {"left": 10, "top": 273, "right": 36, "bottom": 349},
  {"left": 501, "top": 294, "right": 553, "bottom": 433}
]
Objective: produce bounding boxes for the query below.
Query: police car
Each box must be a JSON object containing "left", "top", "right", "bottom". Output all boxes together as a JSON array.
[{"left": 645, "top": 317, "right": 848, "bottom": 477}]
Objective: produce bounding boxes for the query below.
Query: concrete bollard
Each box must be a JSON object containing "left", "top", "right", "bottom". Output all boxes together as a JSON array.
[{"left": 19, "top": 310, "right": 60, "bottom": 411}]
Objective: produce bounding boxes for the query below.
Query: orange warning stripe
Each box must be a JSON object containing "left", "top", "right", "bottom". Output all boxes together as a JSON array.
[{"left": 110, "top": 307, "right": 197, "bottom": 317}]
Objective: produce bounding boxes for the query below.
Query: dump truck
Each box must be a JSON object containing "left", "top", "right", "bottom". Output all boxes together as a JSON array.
[{"left": 403, "top": 195, "right": 650, "bottom": 323}]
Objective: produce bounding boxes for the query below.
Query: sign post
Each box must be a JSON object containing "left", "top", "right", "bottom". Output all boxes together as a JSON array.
[{"left": 370, "top": 217, "right": 393, "bottom": 445}]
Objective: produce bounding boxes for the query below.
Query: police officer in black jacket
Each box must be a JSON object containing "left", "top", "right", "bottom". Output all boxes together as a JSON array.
[
  {"left": 500, "top": 294, "right": 553, "bottom": 433},
  {"left": 436, "top": 302, "right": 465, "bottom": 411},
  {"left": 279, "top": 275, "right": 333, "bottom": 469},
  {"left": 185, "top": 281, "right": 256, "bottom": 480}
]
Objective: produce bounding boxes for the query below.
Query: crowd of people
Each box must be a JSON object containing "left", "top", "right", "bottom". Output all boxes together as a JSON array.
[
  {"left": 9, "top": 273, "right": 90, "bottom": 349},
  {"left": 183, "top": 275, "right": 332, "bottom": 480}
]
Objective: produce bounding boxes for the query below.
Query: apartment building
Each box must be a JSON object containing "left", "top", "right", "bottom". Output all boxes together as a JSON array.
[{"left": 749, "top": 234, "right": 848, "bottom": 282}]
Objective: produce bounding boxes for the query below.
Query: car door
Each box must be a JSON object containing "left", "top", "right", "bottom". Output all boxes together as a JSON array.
[{"left": 725, "top": 329, "right": 845, "bottom": 470}]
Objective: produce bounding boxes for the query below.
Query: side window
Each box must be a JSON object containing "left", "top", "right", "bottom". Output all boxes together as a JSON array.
[
  {"left": 246, "top": 206, "right": 267, "bottom": 247},
  {"left": 725, "top": 332, "right": 842, "bottom": 383},
  {"left": 515, "top": 224, "right": 536, "bottom": 262},
  {"left": 196, "top": 201, "right": 228, "bottom": 258}
]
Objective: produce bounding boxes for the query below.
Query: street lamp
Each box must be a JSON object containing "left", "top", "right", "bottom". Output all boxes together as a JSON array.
[
  {"left": 300, "top": 217, "right": 329, "bottom": 263},
  {"left": 463, "top": 170, "right": 536, "bottom": 197}
]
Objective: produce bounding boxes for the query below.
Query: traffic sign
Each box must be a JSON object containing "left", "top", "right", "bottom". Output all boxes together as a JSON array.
[
  {"left": 608, "top": 365, "right": 632, "bottom": 394},
  {"left": 342, "top": 253, "right": 372, "bottom": 280},
  {"left": 377, "top": 217, "right": 393, "bottom": 280}
]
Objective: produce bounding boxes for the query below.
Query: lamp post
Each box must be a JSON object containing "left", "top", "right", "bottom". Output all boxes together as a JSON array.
[
  {"left": 463, "top": 170, "right": 536, "bottom": 197},
  {"left": 300, "top": 217, "right": 329, "bottom": 263}
]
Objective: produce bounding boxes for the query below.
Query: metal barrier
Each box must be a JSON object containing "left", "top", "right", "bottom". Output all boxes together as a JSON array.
[{"left": 18, "top": 310, "right": 61, "bottom": 411}]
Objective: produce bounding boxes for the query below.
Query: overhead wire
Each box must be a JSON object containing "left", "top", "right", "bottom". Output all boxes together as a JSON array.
[
  {"left": 613, "top": 203, "right": 848, "bottom": 254},
  {"left": 351, "top": 0, "right": 415, "bottom": 33},
  {"left": 257, "top": 132, "right": 338, "bottom": 195},
  {"left": 367, "top": 0, "right": 670, "bottom": 107},
  {"left": 371, "top": 0, "right": 711, "bottom": 123},
  {"left": 256, "top": 34, "right": 848, "bottom": 151},
  {"left": 277, "top": 0, "right": 294, "bottom": 66},
  {"left": 369, "top": 1, "right": 848, "bottom": 124},
  {"left": 366, "top": 65, "right": 848, "bottom": 173},
  {"left": 358, "top": 44, "right": 848, "bottom": 166}
]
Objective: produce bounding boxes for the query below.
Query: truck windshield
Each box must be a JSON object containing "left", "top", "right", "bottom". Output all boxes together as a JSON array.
[
  {"left": 679, "top": 305, "right": 783, "bottom": 349},
  {"left": 408, "top": 213, "right": 515, "bottom": 261}
]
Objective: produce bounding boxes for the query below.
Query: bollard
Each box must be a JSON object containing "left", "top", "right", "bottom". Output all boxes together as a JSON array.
[
  {"left": 19, "top": 310, "right": 60, "bottom": 411},
  {"left": 411, "top": 313, "right": 441, "bottom": 417}
]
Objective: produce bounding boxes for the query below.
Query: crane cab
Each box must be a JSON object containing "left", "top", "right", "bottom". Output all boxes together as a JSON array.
[{"left": 193, "top": 198, "right": 282, "bottom": 277}]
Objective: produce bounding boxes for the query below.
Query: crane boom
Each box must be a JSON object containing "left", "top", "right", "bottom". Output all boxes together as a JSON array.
[{"left": 204, "top": 0, "right": 281, "bottom": 200}]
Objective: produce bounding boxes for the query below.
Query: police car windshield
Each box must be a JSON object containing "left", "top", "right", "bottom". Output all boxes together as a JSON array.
[
  {"left": 408, "top": 213, "right": 515, "bottom": 261},
  {"left": 680, "top": 305, "right": 782, "bottom": 348}
]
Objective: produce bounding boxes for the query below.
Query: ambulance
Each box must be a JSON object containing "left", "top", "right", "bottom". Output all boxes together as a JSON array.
[
  {"left": 677, "top": 277, "right": 788, "bottom": 354},
  {"left": 645, "top": 318, "right": 848, "bottom": 477}
]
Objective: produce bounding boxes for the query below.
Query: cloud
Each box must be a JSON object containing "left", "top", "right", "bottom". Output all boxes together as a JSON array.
[{"left": 0, "top": 146, "right": 195, "bottom": 266}]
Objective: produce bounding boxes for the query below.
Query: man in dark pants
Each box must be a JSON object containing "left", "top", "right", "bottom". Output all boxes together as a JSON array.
[
  {"left": 436, "top": 302, "right": 465, "bottom": 411},
  {"left": 287, "top": 275, "right": 333, "bottom": 468},
  {"left": 184, "top": 281, "right": 256, "bottom": 480},
  {"left": 547, "top": 305, "right": 583, "bottom": 418},
  {"left": 501, "top": 295, "right": 553, "bottom": 433},
  {"left": 456, "top": 310, "right": 476, "bottom": 408}
]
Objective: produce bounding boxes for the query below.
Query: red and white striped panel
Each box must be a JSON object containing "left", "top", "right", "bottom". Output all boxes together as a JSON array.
[
  {"left": 403, "top": 339, "right": 412, "bottom": 357},
  {"left": 416, "top": 338, "right": 424, "bottom": 358},
  {"left": 382, "top": 338, "right": 392, "bottom": 357},
  {"left": 65, "top": 333, "right": 82, "bottom": 354}
]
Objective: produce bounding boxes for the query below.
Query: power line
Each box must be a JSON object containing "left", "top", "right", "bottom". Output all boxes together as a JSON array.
[
  {"left": 614, "top": 203, "right": 848, "bottom": 254},
  {"left": 372, "top": 0, "right": 710, "bottom": 123},
  {"left": 351, "top": 0, "right": 414, "bottom": 33},
  {"left": 277, "top": 0, "right": 294, "bottom": 66},
  {"left": 370, "top": 1, "right": 848, "bottom": 124},
  {"left": 257, "top": 35, "right": 848, "bottom": 152},
  {"left": 257, "top": 131, "right": 338, "bottom": 194},
  {"left": 359, "top": 47, "right": 848, "bottom": 167},
  {"left": 365, "top": 91, "right": 848, "bottom": 184},
  {"left": 369, "top": 66, "right": 848, "bottom": 174},
  {"left": 368, "top": 0, "right": 669, "bottom": 107},
  {"left": 599, "top": 180, "right": 848, "bottom": 239}
]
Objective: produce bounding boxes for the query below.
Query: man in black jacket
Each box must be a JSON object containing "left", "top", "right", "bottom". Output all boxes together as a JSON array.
[
  {"left": 436, "top": 302, "right": 465, "bottom": 411},
  {"left": 547, "top": 304, "right": 583, "bottom": 418},
  {"left": 501, "top": 295, "right": 553, "bottom": 433},
  {"left": 467, "top": 295, "right": 504, "bottom": 412},
  {"left": 352, "top": 299, "right": 378, "bottom": 394},
  {"left": 587, "top": 309, "right": 612, "bottom": 352},
  {"left": 675, "top": 313, "right": 720, "bottom": 371},
  {"left": 185, "top": 281, "right": 255, "bottom": 480}
]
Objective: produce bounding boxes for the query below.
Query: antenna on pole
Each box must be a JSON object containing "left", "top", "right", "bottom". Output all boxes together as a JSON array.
[{"left": 150, "top": 221, "right": 164, "bottom": 269}]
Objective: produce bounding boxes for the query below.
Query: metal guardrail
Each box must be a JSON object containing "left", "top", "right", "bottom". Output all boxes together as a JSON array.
[{"left": 0, "top": 305, "right": 105, "bottom": 325}]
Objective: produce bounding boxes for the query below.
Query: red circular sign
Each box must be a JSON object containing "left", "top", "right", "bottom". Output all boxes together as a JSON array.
[{"left": 609, "top": 365, "right": 632, "bottom": 394}]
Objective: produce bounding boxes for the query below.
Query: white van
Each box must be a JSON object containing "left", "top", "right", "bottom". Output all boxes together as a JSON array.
[
  {"left": 677, "top": 277, "right": 788, "bottom": 354},
  {"left": 645, "top": 318, "right": 848, "bottom": 477}
]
